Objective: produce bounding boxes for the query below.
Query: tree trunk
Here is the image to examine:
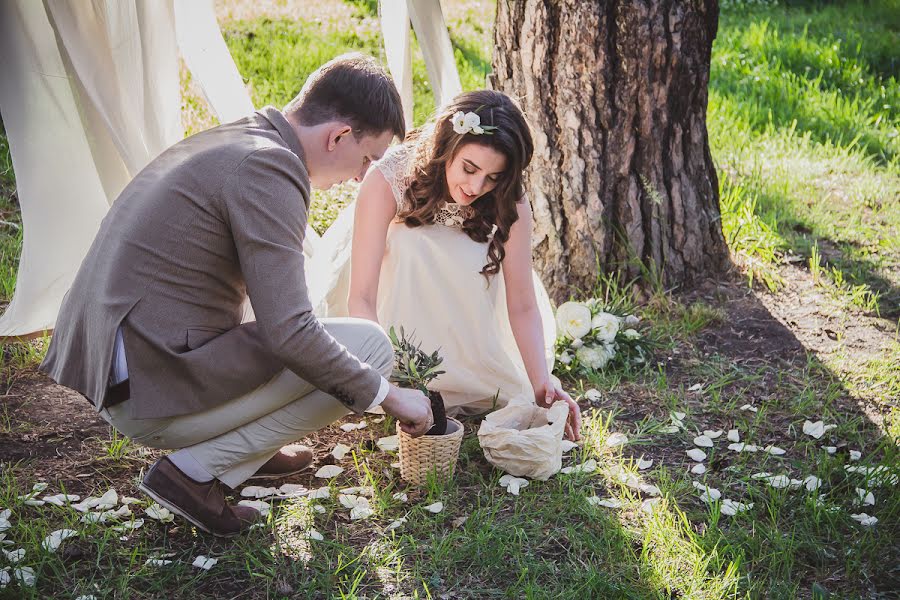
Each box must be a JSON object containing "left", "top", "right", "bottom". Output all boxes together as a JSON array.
[{"left": 492, "top": 0, "right": 729, "bottom": 302}]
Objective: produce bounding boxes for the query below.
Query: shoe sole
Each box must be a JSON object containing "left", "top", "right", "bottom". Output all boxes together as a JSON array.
[
  {"left": 244, "top": 464, "right": 312, "bottom": 481},
  {"left": 139, "top": 481, "right": 242, "bottom": 538}
]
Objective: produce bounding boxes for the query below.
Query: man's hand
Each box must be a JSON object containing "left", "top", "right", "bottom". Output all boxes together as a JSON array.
[{"left": 381, "top": 384, "right": 433, "bottom": 437}]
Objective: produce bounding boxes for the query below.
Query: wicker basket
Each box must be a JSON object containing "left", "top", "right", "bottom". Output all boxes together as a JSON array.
[{"left": 397, "top": 417, "right": 464, "bottom": 486}]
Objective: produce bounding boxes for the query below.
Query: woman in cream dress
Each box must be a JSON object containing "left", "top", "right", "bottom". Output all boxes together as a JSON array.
[{"left": 309, "top": 90, "right": 580, "bottom": 438}]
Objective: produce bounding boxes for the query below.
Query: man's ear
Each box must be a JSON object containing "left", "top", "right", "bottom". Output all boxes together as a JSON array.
[{"left": 327, "top": 124, "right": 354, "bottom": 151}]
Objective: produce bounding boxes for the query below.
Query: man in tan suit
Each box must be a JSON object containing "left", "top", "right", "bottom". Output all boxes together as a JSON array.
[{"left": 40, "top": 54, "right": 432, "bottom": 536}]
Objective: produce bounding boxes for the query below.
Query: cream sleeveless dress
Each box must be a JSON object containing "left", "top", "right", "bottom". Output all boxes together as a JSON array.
[{"left": 306, "top": 144, "right": 557, "bottom": 415}]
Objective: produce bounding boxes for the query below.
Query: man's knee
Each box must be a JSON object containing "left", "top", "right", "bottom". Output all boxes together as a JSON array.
[{"left": 354, "top": 320, "right": 393, "bottom": 378}]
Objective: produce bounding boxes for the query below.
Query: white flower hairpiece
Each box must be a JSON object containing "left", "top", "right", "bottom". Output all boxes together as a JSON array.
[{"left": 450, "top": 111, "right": 497, "bottom": 136}]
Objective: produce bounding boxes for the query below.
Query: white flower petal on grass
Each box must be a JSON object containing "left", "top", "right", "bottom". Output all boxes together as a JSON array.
[
  {"left": 803, "top": 476, "right": 822, "bottom": 491},
  {"left": 1, "top": 549, "right": 24, "bottom": 563},
  {"left": 339, "top": 421, "right": 367, "bottom": 432},
  {"left": 75, "top": 595, "right": 97, "bottom": 600},
  {"left": 693, "top": 482, "right": 722, "bottom": 502},
  {"left": 340, "top": 486, "right": 373, "bottom": 496},
  {"left": 145, "top": 558, "right": 173, "bottom": 567},
  {"left": 499, "top": 475, "right": 530, "bottom": 496},
  {"left": 659, "top": 425, "right": 681, "bottom": 434},
  {"left": 740, "top": 404, "right": 758, "bottom": 413},
  {"left": 766, "top": 475, "right": 791, "bottom": 489},
  {"left": 278, "top": 484, "right": 307, "bottom": 497},
  {"left": 849, "top": 450, "right": 861, "bottom": 461},
  {"left": 855, "top": 488, "right": 875, "bottom": 506},
  {"left": 727, "top": 429, "right": 740, "bottom": 443},
  {"left": 109, "top": 505, "right": 133, "bottom": 521},
  {"left": 560, "top": 440, "right": 579, "bottom": 453},
  {"left": 640, "top": 498, "right": 661, "bottom": 514},
  {"left": 308, "top": 487, "right": 331, "bottom": 499},
  {"left": 386, "top": 518, "right": 407, "bottom": 531},
  {"left": 376, "top": 435, "right": 399, "bottom": 452},
  {"left": 13, "top": 566, "right": 35, "bottom": 587},
  {"left": 350, "top": 506, "right": 374, "bottom": 520},
  {"left": 192, "top": 555, "right": 217, "bottom": 570},
  {"left": 331, "top": 444, "right": 352, "bottom": 460},
  {"left": 424, "top": 502, "right": 444, "bottom": 513},
  {"left": 751, "top": 472, "right": 773, "bottom": 480},
  {"left": 720, "top": 499, "right": 753, "bottom": 516},
  {"left": 241, "top": 486, "right": 278, "bottom": 499},
  {"left": 583, "top": 389, "right": 602, "bottom": 402},
  {"left": 94, "top": 489, "right": 118, "bottom": 510},
  {"left": 587, "top": 496, "right": 622, "bottom": 509},
  {"left": 673, "top": 412, "right": 687, "bottom": 422},
  {"left": 606, "top": 433, "right": 628, "bottom": 448},
  {"left": 727, "top": 443, "right": 758, "bottom": 453},
  {"left": 112, "top": 518, "right": 144, "bottom": 534},
  {"left": 22, "top": 499, "right": 45, "bottom": 507},
  {"left": 314, "top": 465, "right": 344, "bottom": 479},
  {"left": 42, "top": 494, "right": 80, "bottom": 507},
  {"left": 307, "top": 529, "right": 324, "bottom": 541},
  {"left": 764, "top": 446, "right": 787, "bottom": 456},
  {"left": 31, "top": 483, "right": 48, "bottom": 494},
  {"left": 850, "top": 513, "right": 878, "bottom": 527},
  {"left": 556, "top": 302, "right": 592, "bottom": 339},
  {"left": 802, "top": 420, "right": 836, "bottom": 439},
  {"left": 237, "top": 500, "right": 271, "bottom": 516},
  {"left": 0, "top": 569, "right": 9, "bottom": 588},
  {"left": 146, "top": 504, "right": 175, "bottom": 523},
  {"left": 42, "top": 529, "right": 78, "bottom": 552},
  {"left": 392, "top": 492, "right": 408, "bottom": 503},
  {"left": 312, "top": 504, "right": 326, "bottom": 514},
  {"left": 120, "top": 497, "right": 140, "bottom": 505},
  {"left": 693, "top": 435, "right": 714, "bottom": 448},
  {"left": 560, "top": 459, "right": 598, "bottom": 474},
  {"left": 687, "top": 383, "right": 703, "bottom": 393},
  {"left": 690, "top": 464, "right": 707, "bottom": 475},
  {"left": 704, "top": 430, "right": 723, "bottom": 439},
  {"left": 823, "top": 446, "right": 837, "bottom": 455},
  {"left": 638, "top": 483, "right": 661, "bottom": 497},
  {"left": 686, "top": 448, "right": 707, "bottom": 462},
  {"left": 637, "top": 458, "right": 653, "bottom": 470},
  {"left": 844, "top": 465, "right": 898, "bottom": 486},
  {"left": 339, "top": 494, "right": 370, "bottom": 510}
]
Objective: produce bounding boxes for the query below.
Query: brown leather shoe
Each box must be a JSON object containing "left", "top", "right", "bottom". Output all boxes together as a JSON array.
[
  {"left": 247, "top": 443, "right": 314, "bottom": 480},
  {"left": 139, "top": 457, "right": 261, "bottom": 537}
]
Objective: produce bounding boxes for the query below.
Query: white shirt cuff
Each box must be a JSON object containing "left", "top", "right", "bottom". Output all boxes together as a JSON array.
[{"left": 366, "top": 376, "right": 390, "bottom": 411}]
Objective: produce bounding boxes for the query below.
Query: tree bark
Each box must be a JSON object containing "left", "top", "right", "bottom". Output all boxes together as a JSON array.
[{"left": 492, "top": 0, "right": 729, "bottom": 302}]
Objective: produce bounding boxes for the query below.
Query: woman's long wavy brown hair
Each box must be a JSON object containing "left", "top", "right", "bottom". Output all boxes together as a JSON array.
[{"left": 398, "top": 90, "right": 534, "bottom": 277}]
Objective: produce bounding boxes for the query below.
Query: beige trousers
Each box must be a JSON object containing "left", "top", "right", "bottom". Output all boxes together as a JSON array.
[{"left": 100, "top": 318, "right": 393, "bottom": 487}]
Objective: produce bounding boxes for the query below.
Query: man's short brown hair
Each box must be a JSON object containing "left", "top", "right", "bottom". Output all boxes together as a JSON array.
[{"left": 286, "top": 53, "right": 405, "bottom": 141}]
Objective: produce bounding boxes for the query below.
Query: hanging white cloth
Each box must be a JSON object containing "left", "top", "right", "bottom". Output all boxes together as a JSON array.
[
  {"left": 0, "top": 1, "right": 142, "bottom": 337},
  {"left": 380, "top": 1, "right": 415, "bottom": 130},
  {"left": 380, "top": 0, "right": 462, "bottom": 128},
  {"left": 0, "top": 0, "right": 257, "bottom": 337},
  {"left": 174, "top": 0, "right": 255, "bottom": 123}
]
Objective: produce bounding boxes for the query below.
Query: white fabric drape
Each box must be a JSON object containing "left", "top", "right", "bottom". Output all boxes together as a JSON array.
[
  {"left": 0, "top": 0, "right": 458, "bottom": 336},
  {"left": 380, "top": 0, "right": 462, "bottom": 129},
  {"left": 0, "top": 0, "right": 254, "bottom": 337},
  {"left": 174, "top": 0, "right": 255, "bottom": 123}
]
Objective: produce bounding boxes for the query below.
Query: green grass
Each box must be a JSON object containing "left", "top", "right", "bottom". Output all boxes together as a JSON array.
[
  {"left": 0, "top": 0, "right": 898, "bottom": 598},
  {"left": 710, "top": 0, "right": 900, "bottom": 315}
]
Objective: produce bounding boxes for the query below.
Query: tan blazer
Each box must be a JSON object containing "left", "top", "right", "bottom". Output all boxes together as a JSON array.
[{"left": 41, "top": 107, "right": 382, "bottom": 419}]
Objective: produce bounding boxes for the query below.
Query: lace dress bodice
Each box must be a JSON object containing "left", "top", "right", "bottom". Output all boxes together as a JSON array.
[{"left": 374, "top": 144, "right": 476, "bottom": 228}]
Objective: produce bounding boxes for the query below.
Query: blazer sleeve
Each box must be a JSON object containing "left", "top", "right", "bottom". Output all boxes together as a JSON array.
[{"left": 221, "top": 147, "right": 383, "bottom": 413}]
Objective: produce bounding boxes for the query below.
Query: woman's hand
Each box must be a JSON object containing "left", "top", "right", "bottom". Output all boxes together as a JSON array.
[{"left": 534, "top": 378, "right": 582, "bottom": 441}]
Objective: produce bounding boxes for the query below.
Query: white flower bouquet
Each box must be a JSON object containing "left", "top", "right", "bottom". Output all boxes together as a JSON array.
[{"left": 553, "top": 299, "right": 648, "bottom": 376}]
